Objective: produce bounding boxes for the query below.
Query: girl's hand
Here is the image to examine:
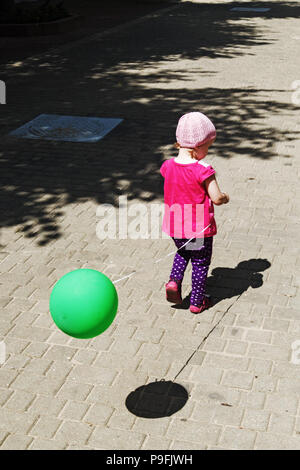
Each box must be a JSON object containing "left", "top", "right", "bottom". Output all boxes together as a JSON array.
[
  {"left": 204, "top": 175, "right": 229, "bottom": 205},
  {"left": 221, "top": 192, "right": 230, "bottom": 204}
]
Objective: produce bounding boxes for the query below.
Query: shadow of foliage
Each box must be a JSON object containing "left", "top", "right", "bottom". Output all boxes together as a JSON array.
[{"left": 0, "top": 1, "right": 299, "bottom": 244}]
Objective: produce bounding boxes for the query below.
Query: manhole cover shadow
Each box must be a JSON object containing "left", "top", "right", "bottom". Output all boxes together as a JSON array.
[{"left": 125, "top": 380, "right": 189, "bottom": 419}]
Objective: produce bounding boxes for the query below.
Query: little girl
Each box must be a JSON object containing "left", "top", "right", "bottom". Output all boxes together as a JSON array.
[{"left": 160, "top": 112, "right": 229, "bottom": 313}]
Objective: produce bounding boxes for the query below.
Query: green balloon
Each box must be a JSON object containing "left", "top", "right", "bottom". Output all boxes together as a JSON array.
[{"left": 49, "top": 269, "right": 118, "bottom": 339}]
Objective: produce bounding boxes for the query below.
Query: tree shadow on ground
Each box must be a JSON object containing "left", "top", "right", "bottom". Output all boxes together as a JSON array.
[
  {"left": 174, "top": 258, "right": 271, "bottom": 309},
  {"left": 0, "top": 1, "right": 299, "bottom": 245}
]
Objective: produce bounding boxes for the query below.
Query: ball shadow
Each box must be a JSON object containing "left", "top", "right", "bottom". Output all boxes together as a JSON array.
[{"left": 125, "top": 380, "right": 189, "bottom": 419}]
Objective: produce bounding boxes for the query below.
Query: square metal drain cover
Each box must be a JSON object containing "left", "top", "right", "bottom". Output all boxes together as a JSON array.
[
  {"left": 230, "top": 7, "right": 270, "bottom": 12},
  {"left": 9, "top": 114, "right": 123, "bottom": 142}
]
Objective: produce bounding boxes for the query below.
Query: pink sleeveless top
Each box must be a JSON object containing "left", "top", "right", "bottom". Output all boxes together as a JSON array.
[{"left": 160, "top": 158, "right": 217, "bottom": 239}]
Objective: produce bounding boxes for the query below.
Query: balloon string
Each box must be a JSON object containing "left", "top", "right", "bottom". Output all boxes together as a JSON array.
[{"left": 113, "top": 224, "right": 211, "bottom": 285}]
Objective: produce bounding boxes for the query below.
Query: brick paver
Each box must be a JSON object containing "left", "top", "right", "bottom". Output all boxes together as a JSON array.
[{"left": 0, "top": 0, "right": 300, "bottom": 450}]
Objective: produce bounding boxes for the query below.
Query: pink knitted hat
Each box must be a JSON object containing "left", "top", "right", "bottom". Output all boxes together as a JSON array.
[{"left": 176, "top": 112, "right": 216, "bottom": 148}]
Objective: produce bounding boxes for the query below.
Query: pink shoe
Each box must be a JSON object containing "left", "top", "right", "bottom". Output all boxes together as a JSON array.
[
  {"left": 165, "top": 280, "right": 182, "bottom": 304},
  {"left": 190, "top": 295, "right": 212, "bottom": 314}
]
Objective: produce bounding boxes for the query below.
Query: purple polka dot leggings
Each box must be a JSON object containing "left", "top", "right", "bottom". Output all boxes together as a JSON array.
[{"left": 169, "top": 237, "right": 213, "bottom": 307}]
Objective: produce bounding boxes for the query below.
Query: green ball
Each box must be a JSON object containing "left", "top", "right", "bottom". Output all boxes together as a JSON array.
[{"left": 49, "top": 269, "right": 118, "bottom": 339}]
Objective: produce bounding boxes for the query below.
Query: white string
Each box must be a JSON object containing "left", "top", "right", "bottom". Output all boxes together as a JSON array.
[{"left": 113, "top": 224, "right": 211, "bottom": 285}]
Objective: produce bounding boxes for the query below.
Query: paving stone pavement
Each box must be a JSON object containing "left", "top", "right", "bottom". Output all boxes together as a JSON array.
[{"left": 0, "top": 0, "right": 300, "bottom": 450}]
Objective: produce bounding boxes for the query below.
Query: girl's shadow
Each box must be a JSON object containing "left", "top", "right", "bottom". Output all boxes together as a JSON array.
[{"left": 174, "top": 258, "right": 271, "bottom": 309}]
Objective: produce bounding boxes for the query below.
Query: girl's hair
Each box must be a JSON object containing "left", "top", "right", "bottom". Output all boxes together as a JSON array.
[{"left": 174, "top": 142, "right": 198, "bottom": 159}]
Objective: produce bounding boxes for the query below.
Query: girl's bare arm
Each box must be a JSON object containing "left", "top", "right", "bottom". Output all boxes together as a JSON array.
[{"left": 204, "top": 174, "right": 229, "bottom": 205}]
